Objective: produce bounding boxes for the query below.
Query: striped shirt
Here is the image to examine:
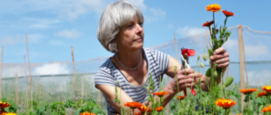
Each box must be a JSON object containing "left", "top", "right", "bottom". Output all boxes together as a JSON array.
[{"left": 94, "top": 48, "right": 169, "bottom": 115}]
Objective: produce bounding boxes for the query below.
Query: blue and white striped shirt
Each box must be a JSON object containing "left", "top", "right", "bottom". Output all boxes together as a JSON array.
[{"left": 94, "top": 48, "right": 169, "bottom": 115}]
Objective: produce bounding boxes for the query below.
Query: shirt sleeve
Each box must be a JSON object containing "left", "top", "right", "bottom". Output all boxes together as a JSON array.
[
  {"left": 94, "top": 68, "right": 117, "bottom": 87},
  {"left": 151, "top": 49, "right": 170, "bottom": 74}
]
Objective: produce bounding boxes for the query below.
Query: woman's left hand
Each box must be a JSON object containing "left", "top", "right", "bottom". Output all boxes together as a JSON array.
[{"left": 209, "top": 47, "right": 230, "bottom": 71}]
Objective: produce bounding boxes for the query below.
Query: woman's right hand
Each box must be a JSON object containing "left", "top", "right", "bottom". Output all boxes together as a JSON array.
[{"left": 170, "top": 68, "right": 200, "bottom": 93}]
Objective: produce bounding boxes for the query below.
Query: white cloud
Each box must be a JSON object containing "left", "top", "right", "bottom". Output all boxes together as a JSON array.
[
  {"left": 55, "top": 29, "right": 82, "bottom": 39},
  {"left": 248, "top": 70, "right": 271, "bottom": 86},
  {"left": 177, "top": 26, "right": 205, "bottom": 37},
  {"left": 2, "top": 66, "right": 26, "bottom": 78},
  {"left": 0, "top": 36, "right": 21, "bottom": 45},
  {"left": 223, "top": 38, "right": 238, "bottom": 51},
  {"left": 32, "top": 62, "right": 70, "bottom": 75},
  {"left": 28, "top": 19, "right": 60, "bottom": 29},
  {"left": 125, "top": 0, "right": 147, "bottom": 12},
  {"left": 145, "top": 8, "right": 166, "bottom": 23},
  {"left": 176, "top": 26, "right": 206, "bottom": 45},
  {"left": 28, "top": 34, "right": 43, "bottom": 43},
  {"left": 49, "top": 40, "right": 64, "bottom": 45},
  {"left": 0, "top": 0, "right": 107, "bottom": 21},
  {"left": 149, "top": 8, "right": 166, "bottom": 17},
  {"left": 0, "top": 34, "right": 43, "bottom": 45},
  {"left": 245, "top": 44, "right": 270, "bottom": 58}
]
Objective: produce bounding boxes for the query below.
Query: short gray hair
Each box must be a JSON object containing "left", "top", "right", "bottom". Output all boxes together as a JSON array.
[{"left": 97, "top": 0, "right": 144, "bottom": 53}]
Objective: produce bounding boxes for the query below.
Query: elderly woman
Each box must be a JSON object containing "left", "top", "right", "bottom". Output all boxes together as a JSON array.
[{"left": 95, "top": 1, "right": 229, "bottom": 115}]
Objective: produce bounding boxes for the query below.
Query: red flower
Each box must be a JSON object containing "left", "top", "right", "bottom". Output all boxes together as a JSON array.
[
  {"left": 222, "top": 10, "right": 234, "bottom": 17},
  {"left": 153, "top": 92, "right": 168, "bottom": 97},
  {"left": 124, "top": 101, "right": 143, "bottom": 109},
  {"left": 181, "top": 48, "right": 196, "bottom": 57},
  {"left": 240, "top": 88, "right": 257, "bottom": 95},
  {"left": 135, "top": 112, "right": 142, "bottom": 115},
  {"left": 202, "top": 20, "right": 214, "bottom": 27},
  {"left": 177, "top": 96, "right": 185, "bottom": 100},
  {"left": 147, "top": 108, "right": 152, "bottom": 112},
  {"left": 258, "top": 91, "right": 267, "bottom": 97},
  {"left": 155, "top": 106, "right": 163, "bottom": 112},
  {"left": 262, "top": 86, "right": 271, "bottom": 93},
  {"left": 191, "top": 88, "right": 196, "bottom": 96},
  {"left": 137, "top": 105, "right": 147, "bottom": 113}
]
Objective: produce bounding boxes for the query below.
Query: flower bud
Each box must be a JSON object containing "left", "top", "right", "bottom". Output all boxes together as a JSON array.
[
  {"left": 213, "top": 71, "right": 218, "bottom": 77},
  {"left": 203, "top": 53, "right": 207, "bottom": 61},
  {"left": 200, "top": 62, "right": 204, "bottom": 68},
  {"left": 197, "top": 56, "right": 200, "bottom": 61}
]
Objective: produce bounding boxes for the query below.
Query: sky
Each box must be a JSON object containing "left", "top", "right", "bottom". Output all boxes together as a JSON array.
[{"left": 1, "top": 0, "right": 271, "bottom": 64}]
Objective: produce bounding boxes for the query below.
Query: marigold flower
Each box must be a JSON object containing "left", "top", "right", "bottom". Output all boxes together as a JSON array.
[
  {"left": 206, "top": 4, "right": 221, "bottom": 12},
  {"left": 258, "top": 91, "right": 267, "bottom": 97},
  {"left": 181, "top": 48, "right": 196, "bottom": 57},
  {"left": 2, "top": 113, "right": 17, "bottom": 115},
  {"left": 147, "top": 108, "right": 152, "bottom": 112},
  {"left": 262, "top": 86, "right": 271, "bottom": 93},
  {"left": 155, "top": 106, "right": 163, "bottom": 112},
  {"left": 177, "top": 96, "right": 185, "bottom": 100},
  {"left": 235, "top": 114, "right": 242, "bottom": 115},
  {"left": 124, "top": 101, "right": 143, "bottom": 109},
  {"left": 153, "top": 92, "right": 168, "bottom": 97},
  {"left": 262, "top": 105, "right": 271, "bottom": 113},
  {"left": 202, "top": 21, "right": 214, "bottom": 27},
  {"left": 135, "top": 112, "right": 142, "bottom": 115},
  {"left": 222, "top": 10, "right": 234, "bottom": 17},
  {"left": 215, "top": 99, "right": 236, "bottom": 109},
  {"left": 80, "top": 111, "right": 96, "bottom": 115},
  {"left": 137, "top": 105, "right": 147, "bottom": 113},
  {"left": 240, "top": 88, "right": 258, "bottom": 95},
  {"left": 0, "top": 101, "right": 11, "bottom": 108}
]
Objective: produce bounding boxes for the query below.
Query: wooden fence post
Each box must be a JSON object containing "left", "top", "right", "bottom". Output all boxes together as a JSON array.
[
  {"left": 71, "top": 46, "right": 78, "bottom": 101},
  {"left": 238, "top": 24, "right": 245, "bottom": 112},
  {"left": 0, "top": 46, "right": 3, "bottom": 99}
]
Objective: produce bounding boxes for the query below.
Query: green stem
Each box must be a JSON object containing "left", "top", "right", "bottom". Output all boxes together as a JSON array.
[{"left": 213, "top": 12, "right": 215, "bottom": 31}]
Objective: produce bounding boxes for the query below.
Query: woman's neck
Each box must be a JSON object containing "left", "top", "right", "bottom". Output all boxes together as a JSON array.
[{"left": 115, "top": 49, "right": 143, "bottom": 69}]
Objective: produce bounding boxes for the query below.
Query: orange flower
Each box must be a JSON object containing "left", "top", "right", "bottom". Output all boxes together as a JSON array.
[
  {"left": 0, "top": 102, "right": 11, "bottom": 108},
  {"left": 236, "top": 114, "right": 242, "bottom": 115},
  {"left": 262, "top": 105, "right": 271, "bottom": 113},
  {"left": 177, "top": 96, "right": 185, "bottom": 100},
  {"left": 262, "top": 86, "right": 271, "bottom": 93},
  {"left": 3, "top": 113, "right": 17, "bottom": 115},
  {"left": 80, "top": 111, "right": 96, "bottom": 115},
  {"left": 153, "top": 92, "right": 168, "bottom": 97},
  {"left": 137, "top": 105, "right": 147, "bottom": 113},
  {"left": 258, "top": 91, "right": 267, "bottom": 97},
  {"left": 202, "top": 21, "right": 214, "bottom": 27},
  {"left": 215, "top": 99, "right": 236, "bottom": 109},
  {"left": 206, "top": 4, "right": 221, "bottom": 12},
  {"left": 135, "top": 112, "right": 142, "bottom": 115},
  {"left": 155, "top": 106, "right": 163, "bottom": 112},
  {"left": 147, "top": 108, "right": 152, "bottom": 112},
  {"left": 222, "top": 10, "right": 234, "bottom": 17},
  {"left": 124, "top": 101, "right": 143, "bottom": 109},
  {"left": 240, "top": 88, "right": 258, "bottom": 95}
]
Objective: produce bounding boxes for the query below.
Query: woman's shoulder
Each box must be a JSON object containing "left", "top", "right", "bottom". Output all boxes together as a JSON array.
[{"left": 97, "top": 57, "right": 116, "bottom": 74}]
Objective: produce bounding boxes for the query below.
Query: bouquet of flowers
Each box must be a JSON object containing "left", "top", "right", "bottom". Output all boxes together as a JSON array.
[{"left": 203, "top": 4, "right": 234, "bottom": 79}]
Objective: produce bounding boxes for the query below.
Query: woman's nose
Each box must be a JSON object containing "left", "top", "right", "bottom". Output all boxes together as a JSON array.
[{"left": 136, "top": 24, "right": 143, "bottom": 33}]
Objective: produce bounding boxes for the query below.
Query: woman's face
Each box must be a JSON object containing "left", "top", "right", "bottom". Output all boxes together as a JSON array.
[{"left": 116, "top": 16, "right": 144, "bottom": 51}]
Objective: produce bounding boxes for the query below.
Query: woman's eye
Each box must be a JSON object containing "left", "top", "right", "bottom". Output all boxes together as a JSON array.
[
  {"left": 127, "top": 24, "right": 134, "bottom": 28},
  {"left": 139, "top": 23, "right": 143, "bottom": 27}
]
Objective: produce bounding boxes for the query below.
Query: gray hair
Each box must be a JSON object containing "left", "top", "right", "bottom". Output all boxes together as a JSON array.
[{"left": 97, "top": 0, "right": 144, "bottom": 53}]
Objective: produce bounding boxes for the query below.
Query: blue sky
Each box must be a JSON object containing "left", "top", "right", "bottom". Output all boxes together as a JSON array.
[{"left": 1, "top": 0, "right": 271, "bottom": 63}]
